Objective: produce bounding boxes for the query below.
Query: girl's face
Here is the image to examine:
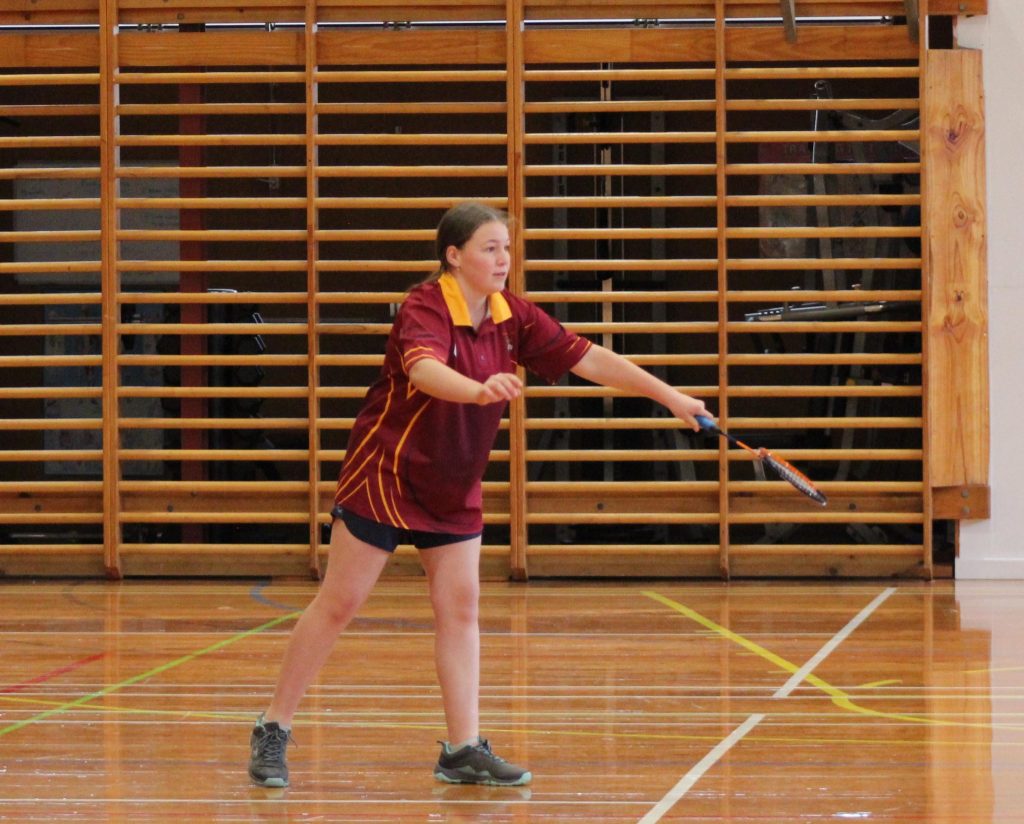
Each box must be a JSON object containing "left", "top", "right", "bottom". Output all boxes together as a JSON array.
[{"left": 446, "top": 220, "right": 511, "bottom": 303}]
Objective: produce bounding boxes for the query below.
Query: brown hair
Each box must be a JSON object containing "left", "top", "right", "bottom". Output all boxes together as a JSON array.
[{"left": 420, "top": 201, "right": 509, "bottom": 285}]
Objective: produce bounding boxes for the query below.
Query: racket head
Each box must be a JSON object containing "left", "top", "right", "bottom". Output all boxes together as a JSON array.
[{"left": 756, "top": 448, "right": 828, "bottom": 506}]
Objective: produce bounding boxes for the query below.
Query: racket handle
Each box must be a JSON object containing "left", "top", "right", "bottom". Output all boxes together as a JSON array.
[{"left": 695, "top": 415, "right": 718, "bottom": 433}]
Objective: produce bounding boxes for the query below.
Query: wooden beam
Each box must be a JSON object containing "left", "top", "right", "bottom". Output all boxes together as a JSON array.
[
  {"left": 99, "top": 0, "right": 122, "bottom": 579},
  {"left": 932, "top": 485, "right": 990, "bottom": 519},
  {"left": 924, "top": 49, "right": 989, "bottom": 492},
  {"left": 305, "top": 0, "right": 323, "bottom": 579},
  {"left": 507, "top": 0, "right": 528, "bottom": 581}
]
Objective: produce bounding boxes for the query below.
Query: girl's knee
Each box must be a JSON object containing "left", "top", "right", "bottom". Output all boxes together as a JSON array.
[
  {"left": 309, "top": 589, "right": 364, "bottom": 631},
  {"left": 432, "top": 584, "right": 479, "bottom": 627}
]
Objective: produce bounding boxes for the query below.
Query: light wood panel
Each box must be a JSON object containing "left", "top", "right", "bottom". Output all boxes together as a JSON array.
[{"left": 924, "top": 49, "right": 988, "bottom": 490}]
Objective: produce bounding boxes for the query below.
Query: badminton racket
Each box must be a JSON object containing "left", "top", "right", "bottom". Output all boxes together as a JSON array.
[{"left": 695, "top": 415, "right": 828, "bottom": 506}]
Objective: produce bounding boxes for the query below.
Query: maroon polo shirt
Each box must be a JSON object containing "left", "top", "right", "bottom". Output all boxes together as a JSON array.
[{"left": 333, "top": 273, "right": 592, "bottom": 533}]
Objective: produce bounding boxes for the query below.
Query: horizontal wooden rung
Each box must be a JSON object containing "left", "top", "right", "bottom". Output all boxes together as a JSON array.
[
  {"left": 0, "top": 450, "right": 100, "bottom": 462},
  {"left": 525, "top": 165, "right": 715, "bottom": 178},
  {"left": 0, "top": 419, "right": 102, "bottom": 430},
  {"left": 118, "top": 355, "right": 308, "bottom": 367},
  {"left": 729, "top": 544, "right": 923, "bottom": 556},
  {"left": 729, "top": 512, "right": 925, "bottom": 524},
  {"left": 527, "top": 544, "right": 717, "bottom": 556},
  {"left": 525, "top": 228, "right": 718, "bottom": 240},
  {"left": 117, "top": 71, "right": 305, "bottom": 85},
  {"left": 120, "top": 478, "right": 309, "bottom": 493},
  {"left": 0, "top": 198, "right": 98, "bottom": 211},
  {"left": 728, "top": 162, "right": 920, "bottom": 176},
  {"left": 320, "top": 165, "right": 505, "bottom": 178},
  {"left": 727, "top": 258, "right": 920, "bottom": 271},
  {"left": 526, "top": 513, "right": 720, "bottom": 525},
  {"left": 116, "top": 322, "right": 306, "bottom": 335},
  {"left": 119, "top": 417, "right": 309, "bottom": 430},
  {"left": 727, "top": 194, "right": 919, "bottom": 207},
  {"left": 0, "top": 513, "right": 104, "bottom": 523},
  {"left": 316, "top": 197, "right": 504, "bottom": 210},
  {"left": 525, "top": 69, "right": 715, "bottom": 82},
  {"left": 121, "top": 291, "right": 307, "bottom": 303},
  {"left": 726, "top": 353, "right": 922, "bottom": 365},
  {"left": 724, "top": 67, "right": 919, "bottom": 80},
  {"left": 119, "top": 165, "right": 306, "bottom": 178},
  {"left": 316, "top": 70, "right": 505, "bottom": 83},
  {"left": 318, "top": 133, "right": 506, "bottom": 146},
  {"left": 526, "top": 196, "right": 716, "bottom": 210},
  {"left": 0, "top": 324, "right": 100, "bottom": 336},
  {"left": 117, "top": 197, "right": 308, "bottom": 209},
  {"left": 525, "top": 258, "right": 718, "bottom": 271},
  {"left": 119, "top": 543, "right": 310, "bottom": 556},
  {"left": 527, "top": 290, "right": 718, "bottom": 303},
  {"left": 0, "top": 544, "right": 103, "bottom": 555},
  {"left": 526, "top": 132, "right": 714, "bottom": 145},
  {"left": 728, "top": 321, "right": 921, "bottom": 333},
  {"left": 527, "top": 480, "right": 719, "bottom": 494},
  {"left": 727, "top": 98, "right": 918, "bottom": 111},
  {"left": 728, "top": 129, "right": 919, "bottom": 144},
  {"left": 119, "top": 386, "right": 307, "bottom": 398},
  {"left": 118, "top": 512, "right": 309, "bottom": 524},
  {"left": 118, "top": 449, "right": 308, "bottom": 461},
  {"left": 727, "top": 385, "right": 921, "bottom": 398}
]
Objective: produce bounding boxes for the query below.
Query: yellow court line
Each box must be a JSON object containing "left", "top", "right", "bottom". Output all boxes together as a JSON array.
[
  {"left": 965, "top": 666, "right": 1024, "bottom": 675},
  {"left": 642, "top": 590, "right": 1024, "bottom": 732}
]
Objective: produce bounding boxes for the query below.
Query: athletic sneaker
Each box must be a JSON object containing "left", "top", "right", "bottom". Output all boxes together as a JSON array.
[
  {"left": 248, "top": 715, "right": 294, "bottom": 788},
  {"left": 433, "top": 738, "right": 532, "bottom": 786}
]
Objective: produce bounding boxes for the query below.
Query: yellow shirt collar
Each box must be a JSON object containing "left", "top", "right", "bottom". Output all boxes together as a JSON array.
[{"left": 438, "top": 272, "right": 512, "bottom": 326}]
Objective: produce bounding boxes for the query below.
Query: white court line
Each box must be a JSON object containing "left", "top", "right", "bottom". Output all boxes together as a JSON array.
[
  {"left": 637, "top": 712, "right": 766, "bottom": 824},
  {"left": 773, "top": 587, "right": 896, "bottom": 699},
  {"left": 637, "top": 586, "right": 897, "bottom": 824}
]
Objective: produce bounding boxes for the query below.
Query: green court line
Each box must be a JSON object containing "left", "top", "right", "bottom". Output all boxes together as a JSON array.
[
  {"left": 0, "top": 610, "right": 300, "bottom": 739},
  {"left": 642, "top": 590, "right": 1024, "bottom": 732}
]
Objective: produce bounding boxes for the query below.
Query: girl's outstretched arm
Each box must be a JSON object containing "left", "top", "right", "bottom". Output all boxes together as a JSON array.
[{"left": 569, "top": 344, "right": 709, "bottom": 430}]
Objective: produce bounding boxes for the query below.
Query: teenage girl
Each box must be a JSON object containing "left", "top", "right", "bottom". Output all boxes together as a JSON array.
[{"left": 248, "top": 201, "right": 709, "bottom": 788}]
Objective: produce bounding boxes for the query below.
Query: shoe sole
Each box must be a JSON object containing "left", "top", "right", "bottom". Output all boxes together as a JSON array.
[
  {"left": 433, "top": 769, "right": 532, "bottom": 787},
  {"left": 249, "top": 770, "right": 288, "bottom": 788}
]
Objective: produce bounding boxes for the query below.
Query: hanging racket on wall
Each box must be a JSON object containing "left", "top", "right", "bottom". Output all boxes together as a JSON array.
[{"left": 696, "top": 415, "right": 828, "bottom": 507}]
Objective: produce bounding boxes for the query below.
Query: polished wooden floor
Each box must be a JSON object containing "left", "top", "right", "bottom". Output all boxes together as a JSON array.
[{"left": 0, "top": 577, "right": 1021, "bottom": 822}]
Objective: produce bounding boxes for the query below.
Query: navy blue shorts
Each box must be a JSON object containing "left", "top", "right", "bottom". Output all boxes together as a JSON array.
[{"left": 330, "top": 505, "right": 482, "bottom": 553}]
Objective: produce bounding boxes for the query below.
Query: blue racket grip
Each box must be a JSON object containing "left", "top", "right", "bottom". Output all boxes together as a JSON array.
[{"left": 695, "top": 415, "right": 718, "bottom": 433}]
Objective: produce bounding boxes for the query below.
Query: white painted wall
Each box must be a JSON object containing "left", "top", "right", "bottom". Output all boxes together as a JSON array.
[{"left": 954, "top": 0, "right": 1024, "bottom": 578}]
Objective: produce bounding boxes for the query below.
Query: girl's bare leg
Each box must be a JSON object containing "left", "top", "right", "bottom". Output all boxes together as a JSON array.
[
  {"left": 262, "top": 520, "right": 392, "bottom": 728},
  {"left": 419, "top": 536, "right": 482, "bottom": 744}
]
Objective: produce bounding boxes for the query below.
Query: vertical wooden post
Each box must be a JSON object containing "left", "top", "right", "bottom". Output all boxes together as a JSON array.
[
  {"left": 918, "top": 0, "right": 934, "bottom": 579},
  {"left": 178, "top": 25, "right": 208, "bottom": 545},
  {"left": 99, "top": 0, "right": 122, "bottom": 578},
  {"left": 506, "top": 0, "right": 528, "bottom": 580},
  {"left": 924, "top": 48, "right": 989, "bottom": 509},
  {"left": 715, "top": 0, "right": 731, "bottom": 580},
  {"left": 305, "top": 0, "right": 323, "bottom": 578}
]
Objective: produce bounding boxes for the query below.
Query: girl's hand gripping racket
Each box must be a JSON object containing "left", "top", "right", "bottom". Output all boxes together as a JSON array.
[{"left": 695, "top": 415, "right": 828, "bottom": 507}]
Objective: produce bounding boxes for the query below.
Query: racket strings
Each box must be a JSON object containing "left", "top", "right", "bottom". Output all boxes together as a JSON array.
[{"left": 757, "top": 449, "right": 828, "bottom": 506}]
